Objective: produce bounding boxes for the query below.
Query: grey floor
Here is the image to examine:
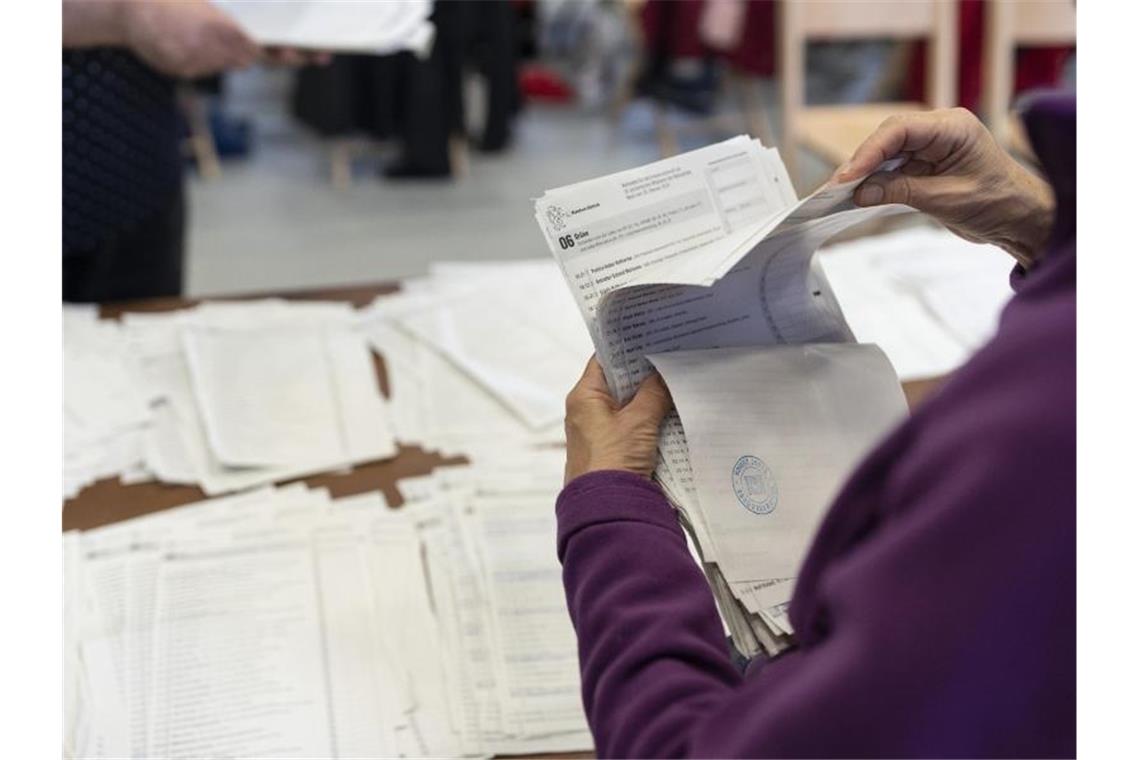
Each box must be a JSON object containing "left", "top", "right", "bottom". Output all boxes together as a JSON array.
[{"left": 186, "top": 69, "right": 831, "bottom": 297}]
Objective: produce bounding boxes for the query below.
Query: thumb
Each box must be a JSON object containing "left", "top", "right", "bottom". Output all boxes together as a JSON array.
[
  {"left": 622, "top": 372, "right": 673, "bottom": 424},
  {"left": 854, "top": 171, "right": 927, "bottom": 209},
  {"left": 855, "top": 172, "right": 969, "bottom": 219}
]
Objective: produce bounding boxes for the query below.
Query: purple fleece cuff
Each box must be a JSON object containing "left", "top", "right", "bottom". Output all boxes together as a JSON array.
[{"left": 556, "top": 470, "right": 682, "bottom": 561}]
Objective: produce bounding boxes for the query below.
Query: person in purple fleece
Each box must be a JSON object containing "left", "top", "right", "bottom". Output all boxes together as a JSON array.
[{"left": 557, "top": 96, "right": 1075, "bottom": 758}]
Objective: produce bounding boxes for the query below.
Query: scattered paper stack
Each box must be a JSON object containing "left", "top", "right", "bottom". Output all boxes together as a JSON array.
[
  {"left": 63, "top": 229, "right": 1010, "bottom": 502},
  {"left": 64, "top": 306, "right": 153, "bottom": 498},
  {"left": 354, "top": 260, "right": 594, "bottom": 458},
  {"left": 402, "top": 454, "right": 594, "bottom": 755},
  {"left": 63, "top": 264, "right": 596, "bottom": 499},
  {"left": 64, "top": 300, "right": 399, "bottom": 498},
  {"left": 64, "top": 453, "right": 591, "bottom": 759}
]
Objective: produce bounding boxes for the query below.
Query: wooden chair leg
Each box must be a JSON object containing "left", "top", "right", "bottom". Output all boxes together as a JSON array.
[
  {"left": 609, "top": 0, "right": 646, "bottom": 130},
  {"left": 180, "top": 92, "right": 222, "bottom": 180},
  {"left": 449, "top": 135, "right": 469, "bottom": 179},
  {"left": 732, "top": 75, "right": 775, "bottom": 147},
  {"left": 330, "top": 139, "right": 353, "bottom": 191},
  {"left": 653, "top": 102, "right": 678, "bottom": 158},
  {"left": 609, "top": 59, "right": 640, "bottom": 129}
]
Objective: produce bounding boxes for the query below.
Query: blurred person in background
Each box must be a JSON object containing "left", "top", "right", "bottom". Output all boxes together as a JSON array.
[
  {"left": 291, "top": 0, "right": 521, "bottom": 180},
  {"left": 558, "top": 99, "right": 1073, "bottom": 756},
  {"left": 387, "top": 0, "right": 520, "bottom": 178},
  {"left": 62, "top": 0, "right": 322, "bottom": 303}
]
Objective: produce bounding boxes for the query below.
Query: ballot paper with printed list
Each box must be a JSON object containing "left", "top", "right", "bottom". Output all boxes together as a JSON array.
[{"left": 534, "top": 136, "right": 912, "bottom": 655}]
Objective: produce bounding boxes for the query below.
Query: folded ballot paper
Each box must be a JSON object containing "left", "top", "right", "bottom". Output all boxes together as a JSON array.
[{"left": 535, "top": 136, "right": 911, "bottom": 655}]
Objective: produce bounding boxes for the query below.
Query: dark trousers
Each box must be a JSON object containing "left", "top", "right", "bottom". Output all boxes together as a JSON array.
[
  {"left": 291, "top": 0, "right": 520, "bottom": 173},
  {"left": 63, "top": 184, "right": 185, "bottom": 304}
]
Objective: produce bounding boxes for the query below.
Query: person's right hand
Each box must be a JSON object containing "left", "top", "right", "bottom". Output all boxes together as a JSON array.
[
  {"left": 830, "top": 107, "right": 1056, "bottom": 267},
  {"left": 121, "top": 0, "right": 259, "bottom": 79}
]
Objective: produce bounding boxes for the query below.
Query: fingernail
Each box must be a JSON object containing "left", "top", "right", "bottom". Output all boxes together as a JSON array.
[
  {"left": 836, "top": 161, "right": 851, "bottom": 179},
  {"left": 856, "top": 183, "right": 884, "bottom": 206}
]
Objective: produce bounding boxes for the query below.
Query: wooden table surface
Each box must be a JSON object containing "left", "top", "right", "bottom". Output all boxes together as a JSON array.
[{"left": 63, "top": 280, "right": 945, "bottom": 531}]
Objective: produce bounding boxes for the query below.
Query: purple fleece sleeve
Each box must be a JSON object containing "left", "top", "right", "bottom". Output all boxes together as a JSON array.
[{"left": 556, "top": 471, "right": 742, "bottom": 757}]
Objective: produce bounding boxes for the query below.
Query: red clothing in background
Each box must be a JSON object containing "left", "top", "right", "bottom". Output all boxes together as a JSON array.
[
  {"left": 907, "top": 0, "right": 1073, "bottom": 110},
  {"left": 639, "top": 0, "right": 1073, "bottom": 109}
]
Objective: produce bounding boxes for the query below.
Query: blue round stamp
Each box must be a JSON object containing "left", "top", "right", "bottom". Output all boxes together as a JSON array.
[{"left": 732, "top": 456, "right": 778, "bottom": 515}]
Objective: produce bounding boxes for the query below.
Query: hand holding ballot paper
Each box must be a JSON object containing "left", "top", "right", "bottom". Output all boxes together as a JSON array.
[{"left": 536, "top": 137, "right": 912, "bottom": 655}]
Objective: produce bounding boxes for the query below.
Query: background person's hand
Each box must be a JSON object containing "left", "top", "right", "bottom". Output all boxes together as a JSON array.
[
  {"left": 564, "top": 357, "right": 672, "bottom": 485},
  {"left": 831, "top": 107, "right": 1056, "bottom": 268},
  {"left": 122, "top": 0, "right": 259, "bottom": 79}
]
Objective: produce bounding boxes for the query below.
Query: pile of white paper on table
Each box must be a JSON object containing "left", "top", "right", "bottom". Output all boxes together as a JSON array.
[
  {"left": 64, "top": 306, "right": 154, "bottom": 499},
  {"left": 64, "top": 452, "right": 592, "bottom": 759},
  {"left": 353, "top": 259, "right": 595, "bottom": 459},
  {"left": 63, "top": 300, "right": 398, "bottom": 498},
  {"left": 62, "top": 270, "right": 593, "bottom": 499},
  {"left": 62, "top": 227, "right": 1009, "bottom": 502}
]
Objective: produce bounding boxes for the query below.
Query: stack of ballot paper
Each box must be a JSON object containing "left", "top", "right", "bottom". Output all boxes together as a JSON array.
[
  {"left": 63, "top": 267, "right": 598, "bottom": 499},
  {"left": 215, "top": 0, "right": 436, "bottom": 56},
  {"left": 64, "top": 306, "right": 154, "bottom": 498},
  {"left": 64, "top": 453, "right": 592, "bottom": 759},
  {"left": 534, "top": 136, "right": 941, "bottom": 655},
  {"left": 63, "top": 300, "right": 399, "bottom": 498}
]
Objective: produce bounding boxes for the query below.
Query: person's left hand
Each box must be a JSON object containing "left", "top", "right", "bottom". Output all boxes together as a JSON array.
[{"left": 564, "top": 357, "right": 673, "bottom": 485}]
